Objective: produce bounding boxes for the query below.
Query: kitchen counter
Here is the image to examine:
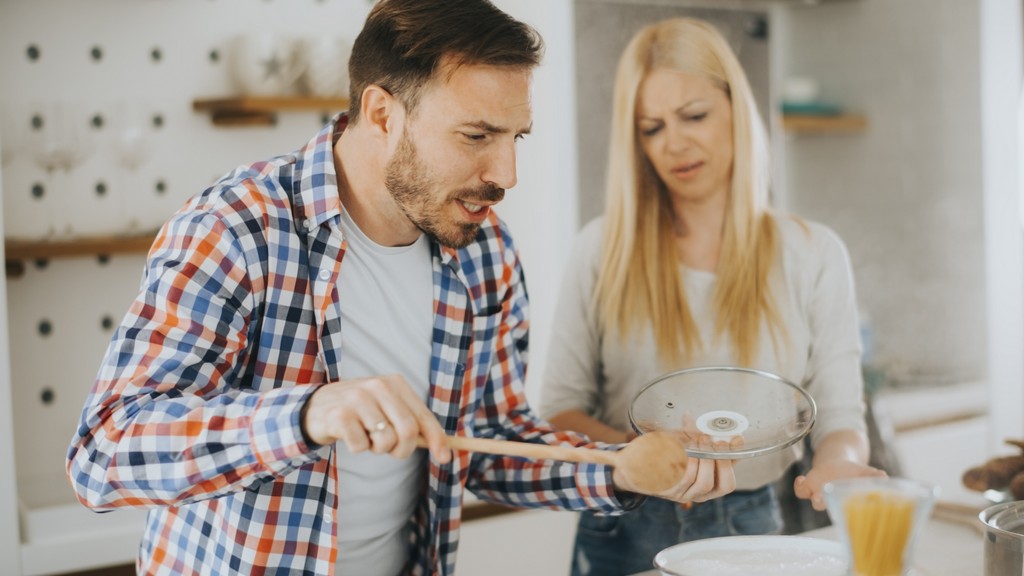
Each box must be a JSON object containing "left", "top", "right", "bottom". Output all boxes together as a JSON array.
[{"left": 630, "top": 501, "right": 985, "bottom": 576}]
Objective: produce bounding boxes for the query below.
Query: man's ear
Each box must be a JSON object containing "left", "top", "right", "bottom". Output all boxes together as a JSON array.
[{"left": 360, "top": 84, "right": 402, "bottom": 139}]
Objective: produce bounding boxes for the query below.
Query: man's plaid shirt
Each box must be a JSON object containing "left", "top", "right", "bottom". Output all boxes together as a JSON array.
[{"left": 66, "top": 116, "right": 630, "bottom": 575}]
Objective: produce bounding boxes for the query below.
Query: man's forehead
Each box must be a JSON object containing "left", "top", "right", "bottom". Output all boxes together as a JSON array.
[{"left": 424, "top": 63, "right": 534, "bottom": 131}]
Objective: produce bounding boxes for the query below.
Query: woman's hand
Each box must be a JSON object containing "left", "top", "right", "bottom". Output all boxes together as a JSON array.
[
  {"left": 613, "top": 433, "right": 737, "bottom": 503},
  {"left": 793, "top": 459, "right": 886, "bottom": 510},
  {"left": 792, "top": 429, "right": 886, "bottom": 511}
]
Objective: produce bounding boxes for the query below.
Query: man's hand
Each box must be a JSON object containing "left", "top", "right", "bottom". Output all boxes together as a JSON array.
[
  {"left": 301, "top": 374, "right": 451, "bottom": 463},
  {"left": 611, "top": 433, "right": 737, "bottom": 503}
]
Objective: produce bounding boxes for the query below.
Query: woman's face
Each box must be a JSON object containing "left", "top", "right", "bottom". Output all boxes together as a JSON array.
[{"left": 635, "top": 68, "right": 734, "bottom": 204}]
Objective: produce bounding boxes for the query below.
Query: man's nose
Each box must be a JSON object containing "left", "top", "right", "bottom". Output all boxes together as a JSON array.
[{"left": 482, "top": 141, "right": 518, "bottom": 190}]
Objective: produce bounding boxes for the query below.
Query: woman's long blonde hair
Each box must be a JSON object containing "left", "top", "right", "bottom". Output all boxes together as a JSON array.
[{"left": 593, "top": 17, "right": 783, "bottom": 367}]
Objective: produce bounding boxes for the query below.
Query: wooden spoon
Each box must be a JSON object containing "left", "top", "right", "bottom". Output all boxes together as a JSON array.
[{"left": 418, "top": 431, "right": 688, "bottom": 493}]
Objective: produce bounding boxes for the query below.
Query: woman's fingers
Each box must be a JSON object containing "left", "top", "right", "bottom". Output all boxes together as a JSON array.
[
  {"left": 793, "top": 475, "right": 812, "bottom": 500},
  {"left": 707, "top": 458, "right": 737, "bottom": 500},
  {"left": 728, "top": 434, "right": 745, "bottom": 451},
  {"left": 662, "top": 433, "right": 738, "bottom": 504}
]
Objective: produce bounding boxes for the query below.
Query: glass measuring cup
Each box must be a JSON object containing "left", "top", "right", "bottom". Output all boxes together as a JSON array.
[{"left": 823, "top": 477, "right": 939, "bottom": 576}]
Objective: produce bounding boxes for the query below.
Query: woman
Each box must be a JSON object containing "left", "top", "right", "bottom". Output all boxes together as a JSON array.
[{"left": 539, "top": 17, "right": 884, "bottom": 576}]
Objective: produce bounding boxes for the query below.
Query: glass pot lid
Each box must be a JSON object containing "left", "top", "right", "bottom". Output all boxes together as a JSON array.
[{"left": 628, "top": 366, "right": 816, "bottom": 460}]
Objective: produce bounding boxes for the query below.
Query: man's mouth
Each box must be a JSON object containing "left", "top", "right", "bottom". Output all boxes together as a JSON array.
[
  {"left": 453, "top": 184, "right": 505, "bottom": 221},
  {"left": 459, "top": 200, "right": 488, "bottom": 214}
]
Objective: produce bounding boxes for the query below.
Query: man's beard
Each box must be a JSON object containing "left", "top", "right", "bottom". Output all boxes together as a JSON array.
[{"left": 385, "top": 133, "right": 504, "bottom": 249}]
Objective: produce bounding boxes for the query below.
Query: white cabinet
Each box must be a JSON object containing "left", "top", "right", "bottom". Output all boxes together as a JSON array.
[
  {"left": 460, "top": 506, "right": 579, "bottom": 576},
  {"left": 0, "top": 131, "right": 24, "bottom": 576}
]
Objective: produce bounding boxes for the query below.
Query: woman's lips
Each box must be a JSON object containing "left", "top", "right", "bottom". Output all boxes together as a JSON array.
[{"left": 671, "top": 160, "right": 704, "bottom": 179}]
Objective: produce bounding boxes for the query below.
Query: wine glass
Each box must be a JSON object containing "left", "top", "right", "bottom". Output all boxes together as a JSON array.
[
  {"left": 0, "top": 102, "right": 25, "bottom": 167},
  {"left": 110, "top": 101, "right": 155, "bottom": 232},
  {"left": 25, "top": 101, "right": 94, "bottom": 238}
]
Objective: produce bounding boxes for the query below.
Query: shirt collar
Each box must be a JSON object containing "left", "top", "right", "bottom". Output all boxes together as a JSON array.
[
  {"left": 294, "top": 113, "right": 464, "bottom": 268},
  {"left": 291, "top": 113, "right": 345, "bottom": 232}
]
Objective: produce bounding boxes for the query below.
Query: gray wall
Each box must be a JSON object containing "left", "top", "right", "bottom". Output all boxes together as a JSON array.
[
  {"left": 781, "top": 0, "right": 986, "bottom": 385},
  {"left": 574, "top": 0, "right": 989, "bottom": 387}
]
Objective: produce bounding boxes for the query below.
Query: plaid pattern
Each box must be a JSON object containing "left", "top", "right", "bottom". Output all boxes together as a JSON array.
[{"left": 67, "top": 116, "right": 628, "bottom": 576}]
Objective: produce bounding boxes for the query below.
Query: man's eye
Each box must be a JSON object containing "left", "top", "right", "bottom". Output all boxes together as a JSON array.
[{"left": 463, "top": 133, "right": 487, "bottom": 142}]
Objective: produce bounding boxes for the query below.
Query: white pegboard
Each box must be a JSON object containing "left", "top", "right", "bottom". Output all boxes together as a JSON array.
[
  {"left": 1, "top": 0, "right": 375, "bottom": 240},
  {"left": 1, "top": 0, "right": 372, "bottom": 481},
  {"left": 0, "top": 1, "right": 375, "bottom": 572},
  {"left": 6, "top": 256, "right": 146, "bottom": 507},
  {"left": 0, "top": 1, "right": 581, "bottom": 573}
]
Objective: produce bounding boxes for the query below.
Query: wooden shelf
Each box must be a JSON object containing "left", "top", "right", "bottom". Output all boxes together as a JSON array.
[
  {"left": 192, "top": 96, "right": 349, "bottom": 127},
  {"left": 4, "top": 232, "right": 157, "bottom": 278},
  {"left": 5, "top": 232, "right": 156, "bottom": 261},
  {"left": 782, "top": 114, "right": 868, "bottom": 134}
]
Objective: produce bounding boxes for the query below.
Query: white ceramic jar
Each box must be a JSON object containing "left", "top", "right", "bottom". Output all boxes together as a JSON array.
[
  {"left": 299, "top": 35, "right": 352, "bottom": 99},
  {"left": 225, "top": 32, "right": 307, "bottom": 97}
]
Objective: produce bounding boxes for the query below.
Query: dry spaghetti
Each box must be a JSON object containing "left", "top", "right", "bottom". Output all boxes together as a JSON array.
[{"left": 844, "top": 490, "right": 915, "bottom": 576}]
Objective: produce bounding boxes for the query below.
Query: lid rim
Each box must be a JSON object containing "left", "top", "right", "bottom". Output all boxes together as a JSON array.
[{"left": 628, "top": 366, "right": 818, "bottom": 461}]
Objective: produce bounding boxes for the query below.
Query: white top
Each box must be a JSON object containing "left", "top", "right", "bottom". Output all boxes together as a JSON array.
[
  {"left": 335, "top": 209, "right": 434, "bottom": 575},
  {"left": 538, "top": 216, "right": 867, "bottom": 490}
]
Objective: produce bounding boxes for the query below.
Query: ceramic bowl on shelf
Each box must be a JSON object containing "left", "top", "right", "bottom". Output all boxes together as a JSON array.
[
  {"left": 782, "top": 76, "right": 821, "bottom": 105},
  {"left": 628, "top": 366, "right": 816, "bottom": 460},
  {"left": 225, "top": 32, "right": 307, "bottom": 97}
]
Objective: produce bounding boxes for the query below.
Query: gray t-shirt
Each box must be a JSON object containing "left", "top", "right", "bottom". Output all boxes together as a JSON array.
[
  {"left": 335, "top": 208, "right": 433, "bottom": 575},
  {"left": 538, "top": 216, "right": 867, "bottom": 490}
]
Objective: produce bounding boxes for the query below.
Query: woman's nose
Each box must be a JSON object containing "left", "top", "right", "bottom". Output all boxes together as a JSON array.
[{"left": 665, "top": 122, "right": 691, "bottom": 154}]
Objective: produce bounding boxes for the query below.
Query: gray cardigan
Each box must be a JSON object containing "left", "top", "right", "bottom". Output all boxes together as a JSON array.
[{"left": 539, "top": 215, "right": 868, "bottom": 489}]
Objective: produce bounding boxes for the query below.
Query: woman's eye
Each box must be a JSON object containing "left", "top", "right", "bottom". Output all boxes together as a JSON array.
[
  {"left": 640, "top": 125, "right": 662, "bottom": 137},
  {"left": 687, "top": 113, "right": 708, "bottom": 122}
]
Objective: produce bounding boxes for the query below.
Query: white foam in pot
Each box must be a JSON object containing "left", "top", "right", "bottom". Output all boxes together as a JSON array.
[{"left": 654, "top": 535, "right": 847, "bottom": 576}]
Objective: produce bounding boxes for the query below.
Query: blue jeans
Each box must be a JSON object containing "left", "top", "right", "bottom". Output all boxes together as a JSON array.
[{"left": 570, "top": 485, "right": 783, "bottom": 576}]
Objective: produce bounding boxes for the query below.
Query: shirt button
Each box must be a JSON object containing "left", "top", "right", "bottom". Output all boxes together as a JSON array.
[
  {"left": 304, "top": 219, "right": 314, "bottom": 230},
  {"left": 319, "top": 269, "right": 330, "bottom": 280},
  {"left": 324, "top": 513, "right": 332, "bottom": 524}
]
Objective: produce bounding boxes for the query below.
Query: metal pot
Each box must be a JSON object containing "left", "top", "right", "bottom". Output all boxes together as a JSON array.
[{"left": 980, "top": 501, "right": 1024, "bottom": 575}]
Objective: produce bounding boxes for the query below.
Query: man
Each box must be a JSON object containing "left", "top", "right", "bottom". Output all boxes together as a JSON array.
[{"left": 66, "top": 1, "right": 700, "bottom": 574}]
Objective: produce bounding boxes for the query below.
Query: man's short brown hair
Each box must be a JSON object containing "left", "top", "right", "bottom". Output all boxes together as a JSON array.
[{"left": 347, "top": 0, "right": 544, "bottom": 122}]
